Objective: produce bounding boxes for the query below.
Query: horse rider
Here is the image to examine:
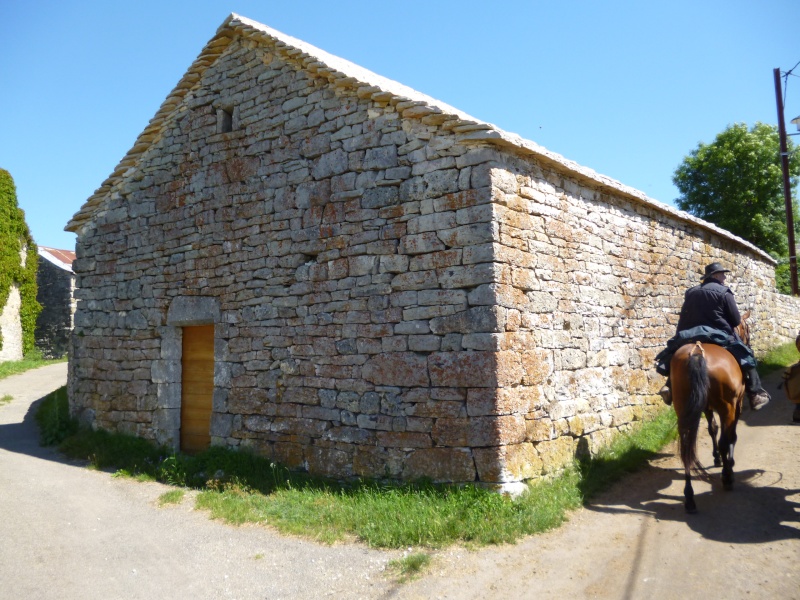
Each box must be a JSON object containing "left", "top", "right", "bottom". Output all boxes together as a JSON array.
[{"left": 656, "top": 262, "right": 770, "bottom": 410}]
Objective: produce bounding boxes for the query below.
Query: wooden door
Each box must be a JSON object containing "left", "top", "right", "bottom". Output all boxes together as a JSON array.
[{"left": 181, "top": 325, "right": 214, "bottom": 453}]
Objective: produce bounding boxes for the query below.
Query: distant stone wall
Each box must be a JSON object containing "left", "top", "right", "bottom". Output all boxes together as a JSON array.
[
  {"left": 35, "top": 258, "right": 75, "bottom": 358},
  {"left": 68, "top": 34, "right": 800, "bottom": 490}
]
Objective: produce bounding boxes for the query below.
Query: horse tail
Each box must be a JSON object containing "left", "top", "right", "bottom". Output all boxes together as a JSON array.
[{"left": 679, "top": 344, "right": 709, "bottom": 474}]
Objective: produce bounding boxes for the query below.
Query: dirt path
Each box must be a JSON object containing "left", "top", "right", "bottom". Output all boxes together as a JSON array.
[
  {"left": 0, "top": 364, "right": 399, "bottom": 600},
  {"left": 395, "top": 371, "right": 800, "bottom": 600},
  {"left": 0, "top": 365, "right": 798, "bottom": 599}
]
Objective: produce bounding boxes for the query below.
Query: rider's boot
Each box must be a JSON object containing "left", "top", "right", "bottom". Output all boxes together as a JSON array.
[
  {"left": 743, "top": 366, "right": 770, "bottom": 411},
  {"left": 659, "top": 377, "right": 672, "bottom": 406}
]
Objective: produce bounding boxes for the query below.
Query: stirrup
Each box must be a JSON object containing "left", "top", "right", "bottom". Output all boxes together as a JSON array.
[{"left": 748, "top": 391, "right": 770, "bottom": 411}]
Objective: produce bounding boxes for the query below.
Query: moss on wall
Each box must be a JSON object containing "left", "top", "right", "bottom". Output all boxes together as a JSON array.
[{"left": 0, "top": 168, "right": 41, "bottom": 355}]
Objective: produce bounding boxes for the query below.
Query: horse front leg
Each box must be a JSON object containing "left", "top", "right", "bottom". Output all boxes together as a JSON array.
[
  {"left": 718, "top": 430, "right": 734, "bottom": 491},
  {"left": 718, "top": 407, "right": 739, "bottom": 491},
  {"left": 705, "top": 409, "right": 720, "bottom": 467}
]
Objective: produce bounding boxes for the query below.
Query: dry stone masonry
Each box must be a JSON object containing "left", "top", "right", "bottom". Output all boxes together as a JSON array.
[
  {"left": 66, "top": 14, "right": 800, "bottom": 491},
  {"left": 35, "top": 247, "right": 77, "bottom": 359}
]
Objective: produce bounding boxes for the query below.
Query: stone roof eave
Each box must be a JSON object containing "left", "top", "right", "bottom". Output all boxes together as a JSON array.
[
  {"left": 457, "top": 128, "right": 776, "bottom": 264},
  {"left": 65, "top": 13, "right": 776, "bottom": 266}
]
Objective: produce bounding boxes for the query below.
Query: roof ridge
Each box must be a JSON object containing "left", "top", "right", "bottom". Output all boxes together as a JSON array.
[{"left": 65, "top": 14, "right": 773, "bottom": 263}]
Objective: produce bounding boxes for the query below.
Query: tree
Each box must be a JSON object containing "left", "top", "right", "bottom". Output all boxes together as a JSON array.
[
  {"left": 673, "top": 122, "right": 800, "bottom": 259},
  {"left": 0, "top": 168, "right": 41, "bottom": 356}
]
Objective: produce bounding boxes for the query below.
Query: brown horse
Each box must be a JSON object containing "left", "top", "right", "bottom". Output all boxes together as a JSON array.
[{"left": 669, "top": 312, "right": 750, "bottom": 513}]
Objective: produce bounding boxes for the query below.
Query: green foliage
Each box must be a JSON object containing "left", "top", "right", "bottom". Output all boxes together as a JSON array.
[
  {"left": 757, "top": 341, "right": 799, "bottom": 376},
  {"left": 387, "top": 552, "right": 432, "bottom": 583},
  {"left": 775, "top": 261, "right": 792, "bottom": 295},
  {"left": 0, "top": 168, "right": 41, "bottom": 355},
  {"left": 673, "top": 122, "right": 800, "bottom": 259},
  {"left": 577, "top": 409, "right": 677, "bottom": 499},
  {"left": 158, "top": 489, "right": 186, "bottom": 506},
  {"left": 35, "top": 387, "right": 78, "bottom": 446}
]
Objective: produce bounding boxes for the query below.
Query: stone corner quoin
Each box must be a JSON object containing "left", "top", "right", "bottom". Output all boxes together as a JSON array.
[{"left": 64, "top": 14, "right": 800, "bottom": 487}]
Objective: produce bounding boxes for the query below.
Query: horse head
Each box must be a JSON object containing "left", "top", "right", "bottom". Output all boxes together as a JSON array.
[{"left": 737, "top": 310, "right": 751, "bottom": 347}]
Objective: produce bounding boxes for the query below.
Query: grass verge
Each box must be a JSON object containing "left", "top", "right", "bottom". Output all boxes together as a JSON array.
[
  {"left": 0, "top": 351, "right": 66, "bottom": 380},
  {"left": 387, "top": 552, "right": 433, "bottom": 583},
  {"left": 757, "top": 341, "right": 799, "bottom": 377},
  {"left": 38, "top": 386, "right": 678, "bottom": 549},
  {"left": 34, "top": 386, "right": 78, "bottom": 445},
  {"left": 158, "top": 489, "right": 186, "bottom": 506}
]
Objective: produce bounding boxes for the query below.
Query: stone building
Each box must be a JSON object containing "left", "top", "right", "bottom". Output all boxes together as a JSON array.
[
  {"left": 66, "top": 14, "right": 800, "bottom": 490},
  {"left": 0, "top": 246, "right": 30, "bottom": 363},
  {"left": 0, "top": 284, "right": 24, "bottom": 362},
  {"left": 35, "top": 246, "right": 77, "bottom": 359}
]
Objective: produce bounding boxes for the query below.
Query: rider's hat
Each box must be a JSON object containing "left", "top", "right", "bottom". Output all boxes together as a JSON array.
[{"left": 703, "top": 262, "right": 731, "bottom": 278}]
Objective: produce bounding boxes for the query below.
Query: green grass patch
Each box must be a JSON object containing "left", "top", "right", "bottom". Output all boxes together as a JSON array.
[
  {"left": 158, "top": 489, "right": 186, "bottom": 506},
  {"left": 387, "top": 552, "right": 432, "bottom": 583},
  {"left": 39, "top": 379, "right": 677, "bottom": 549},
  {"left": 194, "top": 473, "right": 585, "bottom": 547},
  {"left": 0, "top": 394, "right": 12, "bottom": 406},
  {"left": 0, "top": 351, "right": 66, "bottom": 380},
  {"left": 757, "top": 341, "right": 799, "bottom": 376},
  {"left": 578, "top": 408, "right": 677, "bottom": 499},
  {"left": 35, "top": 386, "right": 78, "bottom": 446}
]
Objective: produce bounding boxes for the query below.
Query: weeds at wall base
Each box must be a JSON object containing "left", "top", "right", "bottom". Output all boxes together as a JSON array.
[{"left": 36, "top": 385, "right": 679, "bottom": 549}]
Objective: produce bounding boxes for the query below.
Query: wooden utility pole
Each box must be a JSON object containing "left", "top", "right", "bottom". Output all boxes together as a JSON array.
[{"left": 774, "top": 67, "right": 799, "bottom": 296}]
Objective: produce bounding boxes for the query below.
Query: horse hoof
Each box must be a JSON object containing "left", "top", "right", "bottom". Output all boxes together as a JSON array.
[
  {"left": 713, "top": 459, "right": 722, "bottom": 468},
  {"left": 723, "top": 481, "right": 734, "bottom": 491},
  {"left": 685, "top": 502, "right": 697, "bottom": 514}
]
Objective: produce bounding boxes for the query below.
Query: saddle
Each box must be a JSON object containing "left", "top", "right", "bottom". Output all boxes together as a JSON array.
[{"left": 655, "top": 325, "right": 755, "bottom": 376}]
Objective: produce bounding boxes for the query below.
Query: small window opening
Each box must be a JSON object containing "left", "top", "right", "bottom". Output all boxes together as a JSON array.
[{"left": 217, "top": 107, "right": 234, "bottom": 133}]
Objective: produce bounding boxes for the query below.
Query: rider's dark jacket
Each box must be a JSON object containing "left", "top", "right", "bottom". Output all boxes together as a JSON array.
[
  {"left": 675, "top": 279, "right": 741, "bottom": 336},
  {"left": 655, "top": 277, "right": 754, "bottom": 376}
]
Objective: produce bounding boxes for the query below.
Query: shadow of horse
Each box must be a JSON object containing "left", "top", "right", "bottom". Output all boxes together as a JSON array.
[{"left": 584, "top": 459, "right": 800, "bottom": 544}]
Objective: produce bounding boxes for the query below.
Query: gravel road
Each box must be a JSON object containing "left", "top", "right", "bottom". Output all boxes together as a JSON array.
[{"left": 1, "top": 364, "right": 798, "bottom": 600}]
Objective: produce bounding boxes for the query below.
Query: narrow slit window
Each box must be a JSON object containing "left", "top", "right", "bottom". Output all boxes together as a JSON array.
[{"left": 217, "top": 107, "right": 233, "bottom": 133}]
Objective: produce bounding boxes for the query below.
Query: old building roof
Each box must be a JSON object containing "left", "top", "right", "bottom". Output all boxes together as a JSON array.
[
  {"left": 66, "top": 13, "right": 773, "bottom": 263},
  {"left": 38, "top": 246, "right": 76, "bottom": 272}
]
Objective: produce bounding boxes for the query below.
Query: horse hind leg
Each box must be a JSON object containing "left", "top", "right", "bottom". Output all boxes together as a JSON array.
[
  {"left": 719, "top": 420, "right": 739, "bottom": 491},
  {"left": 683, "top": 469, "right": 697, "bottom": 513},
  {"left": 705, "top": 409, "right": 721, "bottom": 467},
  {"left": 719, "top": 433, "right": 733, "bottom": 490}
]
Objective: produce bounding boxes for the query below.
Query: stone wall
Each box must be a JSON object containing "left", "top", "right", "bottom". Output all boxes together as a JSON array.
[
  {"left": 0, "top": 285, "right": 23, "bottom": 362},
  {"left": 67, "top": 27, "right": 800, "bottom": 489},
  {"left": 479, "top": 152, "right": 791, "bottom": 482},
  {"left": 0, "top": 243, "right": 28, "bottom": 362},
  {"left": 35, "top": 257, "right": 75, "bottom": 358}
]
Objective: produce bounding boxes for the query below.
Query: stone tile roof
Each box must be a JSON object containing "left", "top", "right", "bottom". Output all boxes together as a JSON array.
[
  {"left": 66, "top": 13, "right": 773, "bottom": 263},
  {"left": 38, "top": 246, "right": 76, "bottom": 272}
]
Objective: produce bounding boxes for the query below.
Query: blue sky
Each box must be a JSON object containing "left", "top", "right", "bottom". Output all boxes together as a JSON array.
[{"left": 2, "top": 0, "right": 799, "bottom": 250}]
